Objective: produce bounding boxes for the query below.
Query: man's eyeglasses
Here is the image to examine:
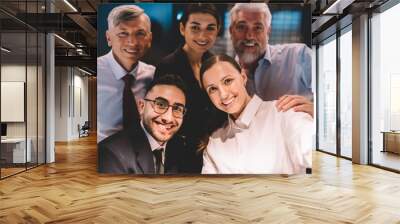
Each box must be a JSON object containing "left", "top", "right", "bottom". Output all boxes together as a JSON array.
[{"left": 144, "top": 97, "right": 186, "bottom": 118}]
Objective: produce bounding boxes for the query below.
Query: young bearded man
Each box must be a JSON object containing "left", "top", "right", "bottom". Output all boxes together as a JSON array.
[{"left": 98, "top": 74, "right": 187, "bottom": 174}]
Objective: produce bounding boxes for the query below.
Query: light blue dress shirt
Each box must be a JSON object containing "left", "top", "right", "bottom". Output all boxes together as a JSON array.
[
  {"left": 245, "top": 43, "right": 313, "bottom": 101},
  {"left": 97, "top": 51, "right": 155, "bottom": 142}
]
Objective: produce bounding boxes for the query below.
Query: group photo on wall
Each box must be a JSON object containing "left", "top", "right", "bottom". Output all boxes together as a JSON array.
[{"left": 96, "top": 2, "right": 314, "bottom": 175}]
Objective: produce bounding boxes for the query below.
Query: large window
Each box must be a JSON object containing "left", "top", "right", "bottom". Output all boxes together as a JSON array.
[
  {"left": 371, "top": 2, "right": 400, "bottom": 171},
  {"left": 339, "top": 28, "right": 352, "bottom": 158},
  {"left": 317, "top": 26, "right": 353, "bottom": 159},
  {"left": 317, "top": 36, "right": 337, "bottom": 154}
]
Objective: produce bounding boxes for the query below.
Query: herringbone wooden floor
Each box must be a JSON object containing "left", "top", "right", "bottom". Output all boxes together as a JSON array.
[{"left": 1, "top": 135, "right": 400, "bottom": 224}]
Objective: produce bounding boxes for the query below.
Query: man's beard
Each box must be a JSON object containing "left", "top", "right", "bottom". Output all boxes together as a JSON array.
[
  {"left": 143, "top": 116, "right": 176, "bottom": 144},
  {"left": 239, "top": 52, "right": 262, "bottom": 65},
  {"left": 234, "top": 39, "right": 265, "bottom": 65}
]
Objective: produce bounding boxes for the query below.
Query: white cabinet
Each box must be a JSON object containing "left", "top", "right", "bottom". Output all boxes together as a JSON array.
[{"left": 1, "top": 138, "right": 32, "bottom": 163}]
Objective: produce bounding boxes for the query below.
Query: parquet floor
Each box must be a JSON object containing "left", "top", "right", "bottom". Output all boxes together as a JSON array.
[
  {"left": 0, "top": 135, "right": 400, "bottom": 223},
  {"left": 1, "top": 167, "right": 26, "bottom": 178}
]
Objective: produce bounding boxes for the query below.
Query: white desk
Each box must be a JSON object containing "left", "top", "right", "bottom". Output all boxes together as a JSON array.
[{"left": 1, "top": 138, "right": 31, "bottom": 163}]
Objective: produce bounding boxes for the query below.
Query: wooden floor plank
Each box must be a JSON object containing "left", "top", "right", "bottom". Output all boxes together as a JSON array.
[{"left": 0, "top": 135, "right": 400, "bottom": 223}]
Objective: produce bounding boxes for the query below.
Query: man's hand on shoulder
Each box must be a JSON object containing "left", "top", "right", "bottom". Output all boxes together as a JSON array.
[{"left": 276, "top": 95, "right": 314, "bottom": 118}]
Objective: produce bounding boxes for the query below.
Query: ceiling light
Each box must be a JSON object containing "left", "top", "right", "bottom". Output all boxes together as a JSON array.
[
  {"left": 322, "top": 0, "right": 354, "bottom": 15},
  {"left": 63, "top": 0, "right": 78, "bottom": 12},
  {"left": 78, "top": 67, "right": 92, "bottom": 76},
  {"left": 1, "top": 47, "right": 11, "bottom": 53},
  {"left": 54, "top": 34, "right": 75, "bottom": 48}
]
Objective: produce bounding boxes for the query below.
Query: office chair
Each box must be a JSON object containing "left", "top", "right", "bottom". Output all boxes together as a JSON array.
[{"left": 79, "top": 121, "right": 90, "bottom": 138}]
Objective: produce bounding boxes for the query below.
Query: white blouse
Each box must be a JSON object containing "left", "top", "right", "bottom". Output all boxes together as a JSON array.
[{"left": 202, "top": 95, "right": 314, "bottom": 174}]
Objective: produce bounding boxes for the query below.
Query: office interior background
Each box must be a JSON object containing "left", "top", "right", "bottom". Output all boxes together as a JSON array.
[{"left": 0, "top": 0, "right": 400, "bottom": 223}]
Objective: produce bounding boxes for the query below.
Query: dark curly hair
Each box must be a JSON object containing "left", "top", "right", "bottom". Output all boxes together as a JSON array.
[{"left": 146, "top": 74, "right": 187, "bottom": 100}]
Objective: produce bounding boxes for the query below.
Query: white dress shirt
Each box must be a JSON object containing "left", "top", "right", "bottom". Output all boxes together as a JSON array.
[
  {"left": 97, "top": 50, "right": 155, "bottom": 142},
  {"left": 202, "top": 95, "right": 314, "bottom": 174},
  {"left": 140, "top": 121, "right": 166, "bottom": 165}
]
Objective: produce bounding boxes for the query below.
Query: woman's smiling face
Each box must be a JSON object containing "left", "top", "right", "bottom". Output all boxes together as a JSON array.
[
  {"left": 202, "top": 61, "right": 249, "bottom": 119},
  {"left": 180, "top": 13, "right": 219, "bottom": 54}
]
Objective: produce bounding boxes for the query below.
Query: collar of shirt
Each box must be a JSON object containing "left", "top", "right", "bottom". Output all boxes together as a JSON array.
[
  {"left": 140, "top": 120, "right": 167, "bottom": 152},
  {"left": 227, "top": 95, "right": 263, "bottom": 132},
  {"left": 107, "top": 50, "right": 138, "bottom": 80},
  {"left": 258, "top": 45, "right": 272, "bottom": 67}
]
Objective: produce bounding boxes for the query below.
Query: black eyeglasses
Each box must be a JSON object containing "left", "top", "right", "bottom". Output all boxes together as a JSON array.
[{"left": 144, "top": 97, "right": 186, "bottom": 118}]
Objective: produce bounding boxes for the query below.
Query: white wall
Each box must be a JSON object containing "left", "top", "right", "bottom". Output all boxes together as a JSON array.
[
  {"left": 72, "top": 72, "right": 89, "bottom": 138},
  {"left": 55, "top": 66, "right": 69, "bottom": 141},
  {"left": 1, "top": 64, "right": 39, "bottom": 138},
  {"left": 54, "top": 66, "right": 89, "bottom": 141},
  {"left": 1, "top": 63, "right": 46, "bottom": 164}
]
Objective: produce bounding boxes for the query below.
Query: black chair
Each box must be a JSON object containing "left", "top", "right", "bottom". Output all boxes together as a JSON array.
[{"left": 79, "top": 121, "right": 90, "bottom": 138}]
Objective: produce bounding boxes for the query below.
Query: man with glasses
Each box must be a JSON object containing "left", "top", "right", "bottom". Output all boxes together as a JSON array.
[
  {"left": 98, "top": 74, "right": 187, "bottom": 174},
  {"left": 97, "top": 5, "right": 154, "bottom": 142}
]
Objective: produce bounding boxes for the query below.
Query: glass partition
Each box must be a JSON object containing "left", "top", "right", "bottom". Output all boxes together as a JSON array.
[
  {"left": 0, "top": 0, "right": 46, "bottom": 179},
  {"left": 1, "top": 30, "right": 28, "bottom": 177},
  {"left": 27, "top": 31, "right": 38, "bottom": 169}
]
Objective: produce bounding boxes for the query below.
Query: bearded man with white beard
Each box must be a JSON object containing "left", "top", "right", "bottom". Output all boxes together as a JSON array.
[
  {"left": 229, "top": 3, "right": 314, "bottom": 117},
  {"left": 97, "top": 5, "right": 155, "bottom": 142}
]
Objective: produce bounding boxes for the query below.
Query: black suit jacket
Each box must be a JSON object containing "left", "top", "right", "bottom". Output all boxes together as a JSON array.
[
  {"left": 154, "top": 47, "right": 226, "bottom": 173},
  {"left": 97, "top": 125, "right": 185, "bottom": 174}
]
